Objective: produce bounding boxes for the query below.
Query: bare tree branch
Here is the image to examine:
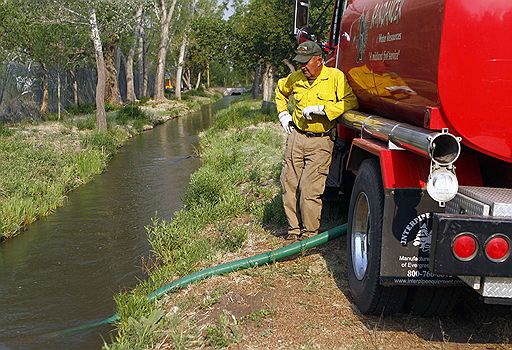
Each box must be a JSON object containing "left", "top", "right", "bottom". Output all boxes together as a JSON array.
[{"left": 54, "top": 2, "right": 87, "bottom": 20}]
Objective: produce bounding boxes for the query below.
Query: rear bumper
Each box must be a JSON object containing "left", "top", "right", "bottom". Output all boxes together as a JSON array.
[{"left": 430, "top": 213, "right": 512, "bottom": 276}]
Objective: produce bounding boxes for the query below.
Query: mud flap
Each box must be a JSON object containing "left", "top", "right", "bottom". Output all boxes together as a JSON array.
[{"left": 379, "top": 189, "right": 462, "bottom": 286}]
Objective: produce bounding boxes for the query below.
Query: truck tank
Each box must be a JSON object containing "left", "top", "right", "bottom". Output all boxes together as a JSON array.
[{"left": 338, "top": 0, "right": 512, "bottom": 163}]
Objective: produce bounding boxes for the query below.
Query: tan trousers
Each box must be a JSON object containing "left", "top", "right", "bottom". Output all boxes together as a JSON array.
[{"left": 280, "top": 129, "right": 334, "bottom": 235}]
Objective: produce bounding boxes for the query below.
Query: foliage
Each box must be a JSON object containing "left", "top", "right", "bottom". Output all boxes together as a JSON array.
[
  {"left": 207, "top": 98, "right": 273, "bottom": 132},
  {"left": 75, "top": 116, "right": 97, "bottom": 130},
  {"left": 0, "top": 124, "right": 14, "bottom": 137},
  {"left": 228, "top": 0, "right": 295, "bottom": 76},
  {"left": 80, "top": 129, "right": 127, "bottom": 156},
  {"left": 66, "top": 103, "right": 96, "bottom": 115},
  {"left": 205, "top": 313, "right": 240, "bottom": 348},
  {"left": 182, "top": 87, "right": 207, "bottom": 97},
  {"left": 126, "top": 309, "right": 165, "bottom": 345},
  {"left": 309, "top": 0, "right": 336, "bottom": 43},
  {"left": 0, "top": 1, "right": 91, "bottom": 69},
  {"left": 189, "top": 12, "right": 231, "bottom": 73},
  {"left": 137, "top": 97, "right": 151, "bottom": 105},
  {"left": 0, "top": 138, "right": 107, "bottom": 238},
  {"left": 116, "top": 104, "right": 149, "bottom": 124},
  {"left": 104, "top": 102, "right": 121, "bottom": 112}
]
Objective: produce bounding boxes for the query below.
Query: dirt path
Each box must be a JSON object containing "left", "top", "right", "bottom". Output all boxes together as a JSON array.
[{"left": 155, "top": 222, "right": 512, "bottom": 350}]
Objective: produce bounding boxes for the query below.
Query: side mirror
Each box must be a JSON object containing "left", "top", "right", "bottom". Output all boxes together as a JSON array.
[{"left": 293, "top": 1, "right": 310, "bottom": 36}]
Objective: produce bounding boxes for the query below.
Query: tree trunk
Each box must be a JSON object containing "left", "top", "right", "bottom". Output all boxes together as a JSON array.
[
  {"left": 183, "top": 68, "right": 191, "bottom": 90},
  {"left": 154, "top": 0, "right": 178, "bottom": 100},
  {"left": 57, "top": 69, "right": 61, "bottom": 120},
  {"left": 206, "top": 62, "right": 210, "bottom": 88},
  {"left": 88, "top": 3, "right": 107, "bottom": 131},
  {"left": 137, "top": 20, "right": 145, "bottom": 98},
  {"left": 142, "top": 42, "right": 148, "bottom": 97},
  {"left": 104, "top": 44, "right": 121, "bottom": 105},
  {"left": 262, "top": 63, "right": 274, "bottom": 102},
  {"left": 175, "top": 35, "right": 188, "bottom": 100},
  {"left": 70, "top": 70, "right": 78, "bottom": 105},
  {"left": 251, "top": 64, "right": 262, "bottom": 99},
  {"left": 194, "top": 71, "right": 201, "bottom": 89},
  {"left": 126, "top": 47, "right": 136, "bottom": 102},
  {"left": 0, "top": 62, "right": 14, "bottom": 107},
  {"left": 283, "top": 58, "right": 296, "bottom": 73},
  {"left": 39, "top": 63, "right": 49, "bottom": 115},
  {"left": 126, "top": 6, "right": 143, "bottom": 103}
]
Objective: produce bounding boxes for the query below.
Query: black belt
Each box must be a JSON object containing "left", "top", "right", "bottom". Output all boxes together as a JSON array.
[{"left": 292, "top": 123, "right": 331, "bottom": 137}]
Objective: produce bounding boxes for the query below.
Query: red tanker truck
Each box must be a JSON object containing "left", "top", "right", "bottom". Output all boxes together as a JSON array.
[{"left": 294, "top": 0, "right": 512, "bottom": 315}]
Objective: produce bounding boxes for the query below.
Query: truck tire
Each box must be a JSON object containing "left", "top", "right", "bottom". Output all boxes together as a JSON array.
[
  {"left": 347, "top": 159, "right": 408, "bottom": 315},
  {"left": 404, "top": 287, "right": 459, "bottom": 317}
]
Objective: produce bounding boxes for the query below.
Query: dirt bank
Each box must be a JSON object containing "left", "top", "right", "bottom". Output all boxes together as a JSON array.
[{"left": 154, "top": 221, "right": 512, "bottom": 349}]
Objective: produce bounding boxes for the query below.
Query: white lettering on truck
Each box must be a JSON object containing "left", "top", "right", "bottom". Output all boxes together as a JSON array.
[{"left": 371, "top": 0, "right": 405, "bottom": 29}]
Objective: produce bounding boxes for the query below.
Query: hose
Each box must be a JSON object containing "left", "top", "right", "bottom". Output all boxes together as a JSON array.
[{"left": 56, "top": 224, "right": 347, "bottom": 335}]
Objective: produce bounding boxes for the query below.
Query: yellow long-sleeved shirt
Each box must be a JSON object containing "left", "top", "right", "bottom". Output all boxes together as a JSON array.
[{"left": 275, "top": 65, "right": 358, "bottom": 133}]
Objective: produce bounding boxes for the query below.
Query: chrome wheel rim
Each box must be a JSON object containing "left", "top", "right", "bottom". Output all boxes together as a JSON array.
[{"left": 351, "top": 192, "right": 370, "bottom": 281}]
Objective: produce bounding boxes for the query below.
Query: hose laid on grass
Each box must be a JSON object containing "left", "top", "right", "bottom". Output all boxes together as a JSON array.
[{"left": 56, "top": 224, "right": 347, "bottom": 335}]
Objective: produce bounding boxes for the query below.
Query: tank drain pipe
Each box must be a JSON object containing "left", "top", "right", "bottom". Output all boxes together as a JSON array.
[{"left": 56, "top": 224, "right": 347, "bottom": 335}]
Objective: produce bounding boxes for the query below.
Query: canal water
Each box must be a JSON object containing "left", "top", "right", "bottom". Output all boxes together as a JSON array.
[{"left": 0, "top": 97, "right": 237, "bottom": 349}]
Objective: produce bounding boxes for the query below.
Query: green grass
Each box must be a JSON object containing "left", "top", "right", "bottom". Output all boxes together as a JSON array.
[
  {"left": 75, "top": 115, "right": 97, "bottom": 130},
  {"left": 0, "top": 123, "right": 14, "bottom": 137},
  {"left": 107, "top": 100, "right": 287, "bottom": 349},
  {"left": 65, "top": 103, "right": 95, "bottom": 115},
  {"left": 0, "top": 126, "right": 131, "bottom": 239},
  {"left": 115, "top": 104, "right": 150, "bottom": 126},
  {"left": 80, "top": 128, "right": 127, "bottom": 156},
  {"left": 0, "top": 93, "right": 221, "bottom": 240},
  {"left": 205, "top": 313, "right": 240, "bottom": 348}
]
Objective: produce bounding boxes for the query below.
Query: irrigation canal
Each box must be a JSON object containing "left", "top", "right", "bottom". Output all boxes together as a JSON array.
[{"left": 0, "top": 96, "right": 238, "bottom": 349}]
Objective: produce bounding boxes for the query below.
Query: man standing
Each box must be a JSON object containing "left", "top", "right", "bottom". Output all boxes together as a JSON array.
[{"left": 275, "top": 40, "right": 358, "bottom": 240}]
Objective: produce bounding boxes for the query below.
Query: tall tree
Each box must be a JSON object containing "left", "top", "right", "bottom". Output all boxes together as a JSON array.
[
  {"left": 174, "top": 0, "right": 199, "bottom": 100},
  {"left": 87, "top": 3, "right": 108, "bottom": 130},
  {"left": 0, "top": 1, "right": 90, "bottom": 116},
  {"left": 126, "top": 4, "right": 144, "bottom": 102},
  {"left": 51, "top": 0, "right": 143, "bottom": 128},
  {"left": 229, "top": 0, "right": 294, "bottom": 101},
  {"left": 189, "top": 9, "right": 228, "bottom": 88},
  {"left": 153, "top": 0, "right": 178, "bottom": 100}
]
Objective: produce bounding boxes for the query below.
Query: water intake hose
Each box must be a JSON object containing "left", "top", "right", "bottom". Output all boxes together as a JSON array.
[{"left": 58, "top": 224, "right": 347, "bottom": 334}]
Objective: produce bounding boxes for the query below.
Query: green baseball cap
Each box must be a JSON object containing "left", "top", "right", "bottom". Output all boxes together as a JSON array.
[{"left": 293, "top": 41, "right": 322, "bottom": 63}]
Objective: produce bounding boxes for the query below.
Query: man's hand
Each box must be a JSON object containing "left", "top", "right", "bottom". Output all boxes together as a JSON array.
[
  {"left": 302, "top": 105, "right": 325, "bottom": 120},
  {"left": 278, "top": 111, "right": 293, "bottom": 134}
]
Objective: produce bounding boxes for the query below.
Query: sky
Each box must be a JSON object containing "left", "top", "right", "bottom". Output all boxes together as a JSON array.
[
  {"left": 222, "top": 0, "right": 248, "bottom": 19},
  {"left": 223, "top": 0, "right": 235, "bottom": 19}
]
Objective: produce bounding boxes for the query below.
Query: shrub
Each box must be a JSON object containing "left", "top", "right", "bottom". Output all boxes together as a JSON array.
[
  {"left": 137, "top": 97, "right": 151, "bottom": 105},
  {"left": 0, "top": 123, "right": 13, "bottom": 137},
  {"left": 75, "top": 149, "right": 106, "bottom": 182},
  {"left": 66, "top": 103, "right": 95, "bottom": 115},
  {"left": 80, "top": 129, "right": 126, "bottom": 156},
  {"left": 105, "top": 102, "right": 120, "bottom": 112},
  {"left": 116, "top": 104, "right": 149, "bottom": 125},
  {"left": 75, "top": 115, "right": 97, "bottom": 130},
  {"left": 184, "top": 87, "right": 207, "bottom": 97}
]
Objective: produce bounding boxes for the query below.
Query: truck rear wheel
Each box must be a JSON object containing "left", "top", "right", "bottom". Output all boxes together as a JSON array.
[{"left": 347, "top": 159, "right": 407, "bottom": 314}]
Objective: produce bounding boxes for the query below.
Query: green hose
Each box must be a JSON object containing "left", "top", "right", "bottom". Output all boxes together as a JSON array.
[{"left": 57, "top": 224, "right": 347, "bottom": 335}]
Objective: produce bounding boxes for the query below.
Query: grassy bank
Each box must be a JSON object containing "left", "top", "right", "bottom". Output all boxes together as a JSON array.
[
  {"left": 106, "top": 100, "right": 287, "bottom": 349},
  {"left": 0, "top": 90, "right": 222, "bottom": 239}
]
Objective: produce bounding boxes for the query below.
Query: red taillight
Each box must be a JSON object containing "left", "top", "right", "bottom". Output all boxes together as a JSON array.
[
  {"left": 452, "top": 233, "right": 478, "bottom": 261},
  {"left": 485, "top": 235, "right": 510, "bottom": 262}
]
